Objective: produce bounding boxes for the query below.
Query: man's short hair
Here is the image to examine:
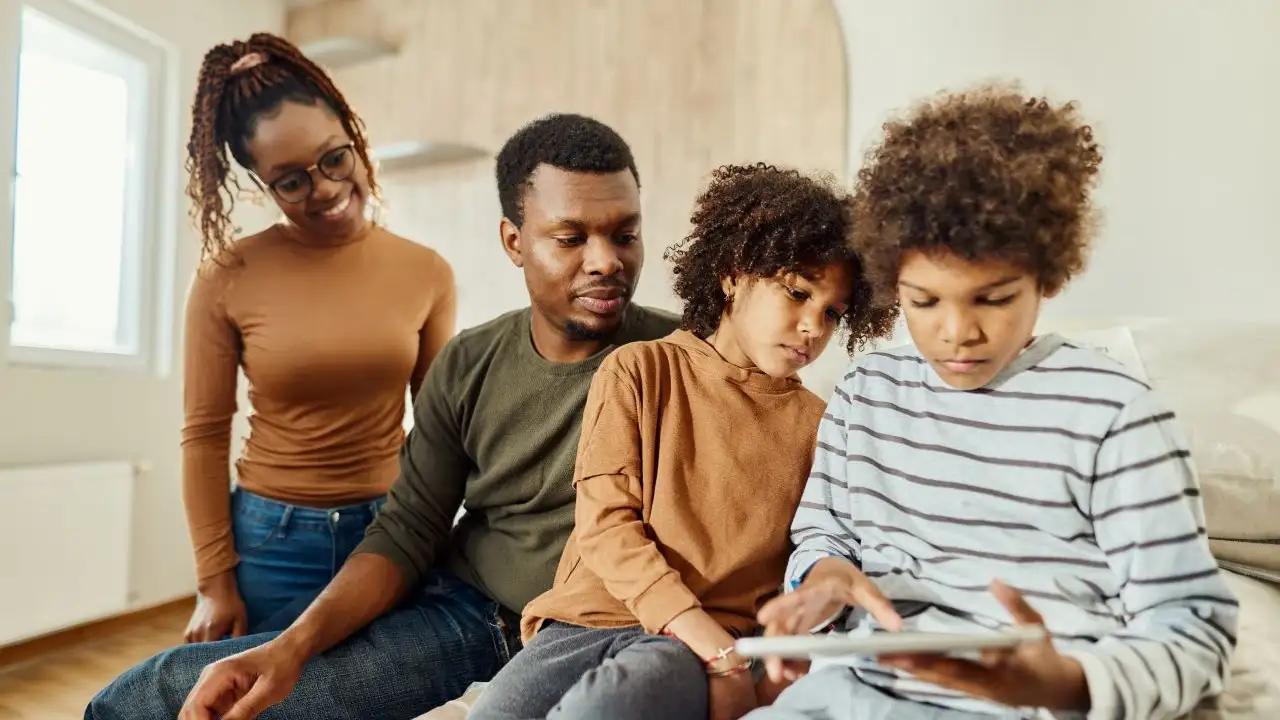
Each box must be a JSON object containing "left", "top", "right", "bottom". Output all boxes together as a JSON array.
[{"left": 495, "top": 112, "right": 641, "bottom": 227}]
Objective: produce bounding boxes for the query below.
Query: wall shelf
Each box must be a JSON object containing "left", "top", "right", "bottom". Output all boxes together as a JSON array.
[
  {"left": 298, "top": 36, "right": 397, "bottom": 69},
  {"left": 371, "top": 141, "right": 490, "bottom": 171}
]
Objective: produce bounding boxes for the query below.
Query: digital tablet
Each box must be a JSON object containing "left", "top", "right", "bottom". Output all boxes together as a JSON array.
[{"left": 734, "top": 626, "right": 1046, "bottom": 659}]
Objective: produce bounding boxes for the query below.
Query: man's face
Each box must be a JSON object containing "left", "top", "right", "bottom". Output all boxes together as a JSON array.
[{"left": 501, "top": 165, "right": 643, "bottom": 340}]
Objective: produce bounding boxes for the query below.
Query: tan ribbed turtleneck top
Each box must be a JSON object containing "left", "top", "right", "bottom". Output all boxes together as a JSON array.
[{"left": 181, "top": 221, "right": 456, "bottom": 581}]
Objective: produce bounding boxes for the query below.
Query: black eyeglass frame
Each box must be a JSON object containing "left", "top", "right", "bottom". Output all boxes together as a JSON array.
[{"left": 249, "top": 143, "right": 357, "bottom": 204}]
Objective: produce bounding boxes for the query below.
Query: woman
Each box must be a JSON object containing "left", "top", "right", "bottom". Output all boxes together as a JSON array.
[{"left": 180, "top": 32, "right": 457, "bottom": 642}]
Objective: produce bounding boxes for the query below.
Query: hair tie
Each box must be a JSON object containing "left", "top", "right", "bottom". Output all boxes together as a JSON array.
[{"left": 229, "top": 52, "right": 266, "bottom": 75}]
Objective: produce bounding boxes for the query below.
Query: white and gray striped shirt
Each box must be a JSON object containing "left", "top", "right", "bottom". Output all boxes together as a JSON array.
[{"left": 788, "top": 334, "right": 1238, "bottom": 719}]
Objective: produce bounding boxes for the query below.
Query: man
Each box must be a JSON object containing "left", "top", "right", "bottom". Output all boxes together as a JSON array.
[{"left": 86, "top": 112, "right": 678, "bottom": 720}]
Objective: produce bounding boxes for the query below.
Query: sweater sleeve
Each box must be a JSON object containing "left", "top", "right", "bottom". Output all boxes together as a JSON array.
[
  {"left": 180, "top": 267, "right": 241, "bottom": 582},
  {"left": 1061, "top": 389, "right": 1238, "bottom": 720},
  {"left": 409, "top": 254, "right": 457, "bottom": 400},
  {"left": 785, "top": 373, "right": 864, "bottom": 590},
  {"left": 572, "top": 364, "right": 701, "bottom": 634},
  {"left": 355, "top": 338, "right": 471, "bottom": 591}
]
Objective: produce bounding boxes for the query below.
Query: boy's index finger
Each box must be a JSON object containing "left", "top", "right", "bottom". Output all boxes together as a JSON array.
[{"left": 849, "top": 580, "right": 902, "bottom": 631}]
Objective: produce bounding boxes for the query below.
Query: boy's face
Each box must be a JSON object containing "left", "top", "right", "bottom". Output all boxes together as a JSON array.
[
  {"left": 718, "top": 262, "right": 853, "bottom": 378},
  {"left": 897, "top": 250, "right": 1050, "bottom": 390}
]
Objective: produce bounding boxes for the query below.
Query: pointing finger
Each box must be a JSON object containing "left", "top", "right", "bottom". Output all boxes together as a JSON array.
[{"left": 990, "top": 579, "right": 1044, "bottom": 626}]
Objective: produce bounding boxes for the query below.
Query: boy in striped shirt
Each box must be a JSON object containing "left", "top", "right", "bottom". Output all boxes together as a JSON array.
[{"left": 748, "top": 85, "right": 1237, "bottom": 720}]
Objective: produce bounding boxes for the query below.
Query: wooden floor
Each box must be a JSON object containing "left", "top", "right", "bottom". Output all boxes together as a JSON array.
[{"left": 0, "top": 600, "right": 192, "bottom": 719}]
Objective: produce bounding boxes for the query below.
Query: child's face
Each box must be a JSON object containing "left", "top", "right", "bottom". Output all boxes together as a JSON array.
[
  {"left": 716, "top": 262, "right": 853, "bottom": 378},
  {"left": 897, "top": 250, "right": 1051, "bottom": 390}
]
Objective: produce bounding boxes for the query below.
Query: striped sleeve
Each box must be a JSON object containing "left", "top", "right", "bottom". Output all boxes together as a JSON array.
[
  {"left": 1062, "top": 389, "right": 1238, "bottom": 720},
  {"left": 785, "top": 373, "right": 863, "bottom": 590}
]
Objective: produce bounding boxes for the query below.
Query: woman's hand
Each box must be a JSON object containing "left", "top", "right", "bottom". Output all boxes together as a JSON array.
[
  {"left": 879, "top": 580, "right": 1090, "bottom": 711},
  {"left": 185, "top": 570, "right": 249, "bottom": 643},
  {"left": 756, "top": 557, "right": 902, "bottom": 683}
]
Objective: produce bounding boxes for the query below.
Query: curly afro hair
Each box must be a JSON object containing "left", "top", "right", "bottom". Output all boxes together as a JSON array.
[
  {"left": 851, "top": 82, "right": 1103, "bottom": 306},
  {"left": 496, "top": 112, "right": 639, "bottom": 227},
  {"left": 663, "top": 163, "right": 898, "bottom": 356}
]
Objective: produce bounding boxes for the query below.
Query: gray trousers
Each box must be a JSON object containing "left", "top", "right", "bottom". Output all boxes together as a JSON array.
[
  {"left": 468, "top": 621, "right": 708, "bottom": 720},
  {"left": 742, "top": 665, "right": 1002, "bottom": 720}
]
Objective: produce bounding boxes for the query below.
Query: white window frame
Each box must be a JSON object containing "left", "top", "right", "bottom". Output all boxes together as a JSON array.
[{"left": 0, "top": 0, "right": 176, "bottom": 372}]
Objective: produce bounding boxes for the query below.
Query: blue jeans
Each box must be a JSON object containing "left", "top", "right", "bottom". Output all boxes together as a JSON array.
[
  {"left": 232, "top": 487, "right": 386, "bottom": 633},
  {"left": 85, "top": 571, "right": 515, "bottom": 719}
]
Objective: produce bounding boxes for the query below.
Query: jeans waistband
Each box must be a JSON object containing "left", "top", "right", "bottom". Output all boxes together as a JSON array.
[{"left": 233, "top": 486, "right": 387, "bottom": 524}]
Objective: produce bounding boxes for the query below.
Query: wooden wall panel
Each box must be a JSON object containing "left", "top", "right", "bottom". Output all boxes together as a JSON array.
[{"left": 287, "top": 0, "right": 847, "bottom": 318}]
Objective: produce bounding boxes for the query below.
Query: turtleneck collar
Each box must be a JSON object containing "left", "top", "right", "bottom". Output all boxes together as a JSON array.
[
  {"left": 665, "top": 329, "right": 804, "bottom": 394},
  {"left": 276, "top": 218, "right": 375, "bottom": 248}
]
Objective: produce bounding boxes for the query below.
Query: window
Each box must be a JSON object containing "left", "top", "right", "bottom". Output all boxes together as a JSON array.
[{"left": 3, "top": 0, "right": 172, "bottom": 369}]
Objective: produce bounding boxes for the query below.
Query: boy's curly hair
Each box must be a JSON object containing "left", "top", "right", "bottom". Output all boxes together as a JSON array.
[
  {"left": 663, "top": 163, "right": 898, "bottom": 355},
  {"left": 851, "top": 82, "right": 1103, "bottom": 305}
]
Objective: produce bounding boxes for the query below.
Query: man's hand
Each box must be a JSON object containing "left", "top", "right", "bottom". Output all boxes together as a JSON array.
[
  {"left": 178, "top": 637, "right": 307, "bottom": 720},
  {"left": 755, "top": 557, "right": 902, "bottom": 683},
  {"left": 185, "top": 570, "right": 248, "bottom": 644},
  {"left": 707, "top": 667, "right": 757, "bottom": 720},
  {"left": 879, "top": 580, "right": 1090, "bottom": 712}
]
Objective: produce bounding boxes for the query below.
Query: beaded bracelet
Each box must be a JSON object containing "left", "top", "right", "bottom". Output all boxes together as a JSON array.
[
  {"left": 707, "top": 659, "right": 752, "bottom": 678},
  {"left": 660, "top": 627, "right": 750, "bottom": 676}
]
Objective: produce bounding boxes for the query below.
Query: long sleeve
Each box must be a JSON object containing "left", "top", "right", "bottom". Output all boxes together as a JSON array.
[
  {"left": 355, "top": 338, "right": 472, "bottom": 590},
  {"left": 179, "top": 267, "right": 241, "bottom": 582},
  {"left": 409, "top": 255, "right": 457, "bottom": 399},
  {"left": 785, "top": 375, "right": 864, "bottom": 590},
  {"left": 573, "top": 366, "right": 700, "bottom": 634},
  {"left": 1063, "top": 389, "right": 1239, "bottom": 720}
]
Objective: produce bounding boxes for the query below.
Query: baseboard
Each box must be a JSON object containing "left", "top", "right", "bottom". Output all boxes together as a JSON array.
[{"left": 0, "top": 594, "right": 195, "bottom": 671}]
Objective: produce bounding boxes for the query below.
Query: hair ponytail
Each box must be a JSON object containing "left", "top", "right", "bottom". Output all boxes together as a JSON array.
[{"left": 185, "top": 32, "right": 379, "bottom": 261}]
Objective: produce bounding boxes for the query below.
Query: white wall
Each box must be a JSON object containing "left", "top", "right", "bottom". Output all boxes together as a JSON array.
[
  {"left": 0, "top": 0, "right": 283, "bottom": 610},
  {"left": 832, "top": 0, "right": 1280, "bottom": 323},
  {"left": 6, "top": 0, "right": 1278, "bottom": 615},
  {"left": 798, "top": 0, "right": 1280, "bottom": 396}
]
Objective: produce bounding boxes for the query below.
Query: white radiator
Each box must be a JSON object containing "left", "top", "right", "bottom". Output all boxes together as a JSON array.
[{"left": 0, "top": 460, "right": 136, "bottom": 646}]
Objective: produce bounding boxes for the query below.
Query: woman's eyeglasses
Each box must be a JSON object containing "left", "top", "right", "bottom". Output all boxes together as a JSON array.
[{"left": 255, "top": 144, "right": 357, "bottom": 204}]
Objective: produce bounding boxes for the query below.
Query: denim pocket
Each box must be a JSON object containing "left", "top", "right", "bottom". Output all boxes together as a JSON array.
[
  {"left": 486, "top": 601, "right": 518, "bottom": 664},
  {"left": 233, "top": 506, "right": 290, "bottom": 553}
]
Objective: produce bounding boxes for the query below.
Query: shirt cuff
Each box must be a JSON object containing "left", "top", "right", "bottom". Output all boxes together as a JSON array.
[
  {"left": 786, "top": 549, "right": 837, "bottom": 590},
  {"left": 632, "top": 571, "right": 702, "bottom": 634},
  {"left": 787, "top": 553, "right": 847, "bottom": 633},
  {"left": 1059, "top": 648, "right": 1116, "bottom": 720},
  {"left": 352, "top": 532, "right": 424, "bottom": 592}
]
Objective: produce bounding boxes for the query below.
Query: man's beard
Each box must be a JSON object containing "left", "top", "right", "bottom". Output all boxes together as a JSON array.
[{"left": 564, "top": 319, "right": 608, "bottom": 342}]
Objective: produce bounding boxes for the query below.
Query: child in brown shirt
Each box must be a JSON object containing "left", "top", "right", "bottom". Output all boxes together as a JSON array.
[{"left": 467, "top": 163, "right": 898, "bottom": 720}]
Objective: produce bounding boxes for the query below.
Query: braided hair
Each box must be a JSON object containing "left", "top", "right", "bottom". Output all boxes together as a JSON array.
[{"left": 186, "top": 32, "right": 379, "bottom": 260}]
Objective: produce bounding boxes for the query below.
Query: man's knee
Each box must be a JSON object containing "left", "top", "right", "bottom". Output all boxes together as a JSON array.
[{"left": 85, "top": 643, "right": 220, "bottom": 719}]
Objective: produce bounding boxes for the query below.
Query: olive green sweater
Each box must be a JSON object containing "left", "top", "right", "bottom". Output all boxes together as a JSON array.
[{"left": 355, "top": 305, "right": 679, "bottom": 614}]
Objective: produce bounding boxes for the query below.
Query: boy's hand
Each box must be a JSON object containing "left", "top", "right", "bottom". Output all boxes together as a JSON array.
[
  {"left": 755, "top": 557, "right": 902, "bottom": 683},
  {"left": 879, "top": 580, "right": 1090, "bottom": 711}
]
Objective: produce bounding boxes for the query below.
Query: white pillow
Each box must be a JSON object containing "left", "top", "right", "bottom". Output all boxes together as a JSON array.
[{"left": 1043, "top": 318, "right": 1280, "bottom": 549}]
